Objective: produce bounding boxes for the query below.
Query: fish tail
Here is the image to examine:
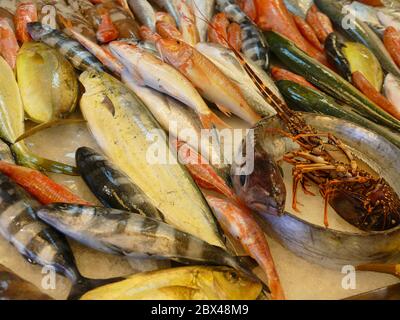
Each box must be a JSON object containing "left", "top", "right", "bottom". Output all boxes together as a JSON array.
[
  {"left": 11, "top": 142, "right": 78, "bottom": 175},
  {"left": 356, "top": 264, "right": 400, "bottom": 277},
  {"left": 68, "top": 276, "right": 124, "bottom": 300},
  {"left": 199, "top": 111, "right": 230, "bottom": 129}
]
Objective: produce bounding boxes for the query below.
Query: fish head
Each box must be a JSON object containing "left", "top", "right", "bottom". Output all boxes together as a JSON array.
[
  {"left": 26, "top": 22, "right": 53, "bottom": 41},
  {"left": 108, "top": 41, "right": 141, "bottom": 69},
  {"left": 204, "top": 267, "right": 262, "bottom": 300},
  {"left": 79, "top": 70, "right": 105, "bottom": 93},
  {"left": 231, "top": 147, "right": 286, "bottom": 216},
  {"left": 156, "top": 38, "right": 192, "bottom": 70},
  {"left": 36, "top": 204, "right": 96, "bottom": 232}
]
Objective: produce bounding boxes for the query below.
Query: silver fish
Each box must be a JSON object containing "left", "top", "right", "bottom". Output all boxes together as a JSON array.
[
  {"left": 195, "top": 42, "right": 278, "bottom": 117},
  {"left": 37, "top": 204, "right": 250, "bottom": 276},
  {"left": 121, "top": 69, "right": 227, "bottom": 172},
  {"left": 26, "top": 22, "right": 105, "bottom": 72},
  {"left": 216, "top": 0, "right": 269, "bottom": 68},
  {"left": 283, "top": 0, "right": 313, "bottom": 19},
  {"left": 128, "top": 0, "right": 156, "bottom": 31},
  {"left": 187, "top": 0, "right": 216, "bottom": 42}
]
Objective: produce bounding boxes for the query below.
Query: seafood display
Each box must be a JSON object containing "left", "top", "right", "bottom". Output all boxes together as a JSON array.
[{"left": 0, "top": 0, "right": 398, "bottom": 302}]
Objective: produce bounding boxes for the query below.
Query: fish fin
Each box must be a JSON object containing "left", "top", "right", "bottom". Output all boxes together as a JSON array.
[
  {"left": 11, "top": 143, "right": 78, "bottom": 175},
  {"left": 68, "top": 276, "right": 125, "bottom": 300},
  {"left": 15, "top": 119, "right": 87, "bottom": 143},
  {"left": 215, "top": 103, "right": 233, "bottom": 117},
  {"left": 199, "top": 111, "right": 230, "bottom": 129},
  {"left": 101, "top": 95, "right": 116, "bottom": 116}
]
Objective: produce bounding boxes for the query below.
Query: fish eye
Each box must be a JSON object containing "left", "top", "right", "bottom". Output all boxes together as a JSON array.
[{"left": 225, "top": 271, "right": 239, "bottom": 282}]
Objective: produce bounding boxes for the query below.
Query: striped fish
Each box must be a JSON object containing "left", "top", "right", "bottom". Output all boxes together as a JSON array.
[
  {"left": 76, "top": 147, "right": 164, "bottom": 221},
  {"left": 0, "top": 172, "right": 79, "bottom": 283},
  {"left": 37, "top": 203, "right": 253, "bottom": 277},
  {"left": 216, "top": 0, "right": 269, "bottom": 68},
  {"left": 26, "top": 22, "right": 105, "bottom": 72}
]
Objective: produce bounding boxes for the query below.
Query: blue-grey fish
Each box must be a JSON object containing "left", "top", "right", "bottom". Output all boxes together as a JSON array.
[{"left": 27, "top": 22, "right": 105, "bottom": 72}]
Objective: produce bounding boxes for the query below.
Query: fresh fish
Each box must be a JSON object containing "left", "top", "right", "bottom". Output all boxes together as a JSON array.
[
  {"left": 195, "top": 42, "right": 278, "bottom": 117},
  {"left": 37, "top": 204, "right": 248, "bottom": 274},
  {"left": 85, "top": 1, "right": 140, "bottom": 40},
  {"left": 0, "top": 16, "right": 19, "bottom": 70},
  {"left": 14, "top": 1, "right": 38, "bottom": 43},
  {"left": 0, "top": 55, "right": 75, "bottom": 175},
  {"left": 0, "top": 171, "right": 122, "bottom": 299},
  {"left": 283, "top": 0, "right": 313, "bottom": 19},
  {"left": 0, "top": 172, "right": 79, "bottom": 285},
  {"left": 149, "top": 0, "right": 180, "bottom": 28},
  {"left": 109, "top": 41, "right": 226, "bottom": 129},
  {"left": 216, "top": 0, "right": 269, "bottom": 68},
  {"left": 0, "top": 264, "right": 52, "bottom": 300},
  {"left": 315, "top": 0, "right": 400, "bottom": 77},
  {"left": 121, "top": 69, "right": 227, "bottom": 172},
  {"left": 54, "top": 0, "right": 97, "bottom": 42},
  {"left": 16, "top": 42, "right": 79, "bottom": 123},
  {"left": 174, "top": 0, "right": 200, "bottom": 45},
  {"left": 231, "top": 145, "right": 286, "bottom": 217},
  {"left": 27, "top": 22, "right": 105, "bottom": 72},
  {"left": 76, "top": 147, "right": 163, "bottom": 220},
  {"left": 343, "top": 1, "right": 400, "bottom": 36},
  {"left": 79, "top": 70, "right": 225, "bottom": 247},
  {"left": 188, "top": 0, "right": 215, "bottom": 42},
  {"left": 206, "top": 195, "right": 285, "bottom": 300},
  {"left": 384, "top": 73, "right": 400, "bottom": 115},
  {"left": 62, "top": 19, "right": 123, "bottom": 75},
  {"left": 80, "top": 266, "right": 262, "bottom": 300},
  {"left": 155, "top": 38, "right": 262, "bottom": 125},
  {"left": 128, "top": 0, "right": 156, "bottom": 31},
  {"left": 0, "top": 161, "right": 91, "bottom": 205}
]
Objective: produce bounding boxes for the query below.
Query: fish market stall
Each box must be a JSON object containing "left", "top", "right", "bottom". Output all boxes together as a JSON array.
[{"left": 0, "top": 0, "right": 400, "bottom": 301}]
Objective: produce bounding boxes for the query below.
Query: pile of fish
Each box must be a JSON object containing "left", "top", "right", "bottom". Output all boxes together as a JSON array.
[{"left": 0, "top": 0, "right": 399, "bottom": 301}]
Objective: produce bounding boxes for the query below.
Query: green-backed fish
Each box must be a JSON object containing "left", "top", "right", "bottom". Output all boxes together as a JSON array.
[{"left": 79, "top": 70, "right": 224, "bottom": 247}]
